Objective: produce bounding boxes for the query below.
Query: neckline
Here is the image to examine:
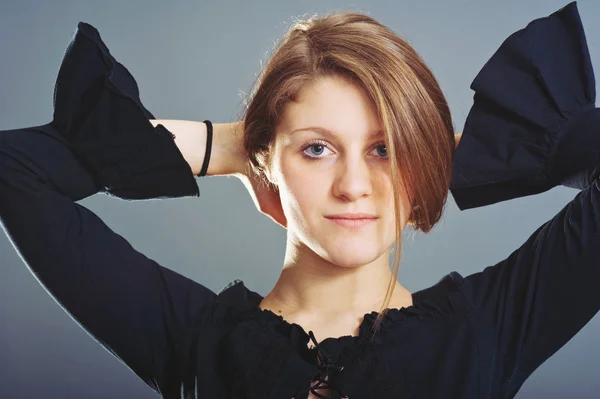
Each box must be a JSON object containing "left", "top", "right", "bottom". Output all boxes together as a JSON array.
[
  {"left": 218, "top": 279, "right": 431, "bottom": 347},
  {"left": 257, "top": 298, "right": 413, "bottom": 347}
]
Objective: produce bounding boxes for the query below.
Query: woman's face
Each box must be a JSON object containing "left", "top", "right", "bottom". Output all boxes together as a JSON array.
[{"left": 270, "top": 76, "right": 412, "bottom": 268}]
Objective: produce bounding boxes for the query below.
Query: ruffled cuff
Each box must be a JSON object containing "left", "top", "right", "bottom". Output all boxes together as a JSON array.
[
  {"left": 552, "top": 107, "right": 600, "bottom": 190},
  {"left": 450, "top": 2, "right": 598, "bottom": 210},
  {"left": 51, "top": 22, "right": 199, "bottom": 200}
]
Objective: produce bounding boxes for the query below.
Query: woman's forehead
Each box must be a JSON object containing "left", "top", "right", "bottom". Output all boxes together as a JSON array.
[{"left": 277, "top": 77, "right": 381, "bottom": 139}]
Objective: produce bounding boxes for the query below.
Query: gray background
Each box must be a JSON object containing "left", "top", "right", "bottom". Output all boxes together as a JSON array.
[{"left": 1, "top": 0, "right": 599, "bottom": 398}]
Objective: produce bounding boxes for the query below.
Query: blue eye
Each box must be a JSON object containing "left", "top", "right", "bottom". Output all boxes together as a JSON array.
[
  {"left": 372, "top": 144, "right": 388, "bottom": 158},
  {"left": 301, "top": 140, "right": 333, "bottom": 159}
]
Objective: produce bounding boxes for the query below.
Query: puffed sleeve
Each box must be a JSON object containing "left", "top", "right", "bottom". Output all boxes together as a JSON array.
[
  {"left": 0, "top": 22, "right": 215, "bottom": 396},
  {"left": 448, "top": 1, "right": 600, "bottom": 392}
]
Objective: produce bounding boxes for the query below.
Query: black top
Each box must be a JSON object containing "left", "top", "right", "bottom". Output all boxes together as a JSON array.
[{"left": 0, "top": 2, "right": 598, "bottom": 398}]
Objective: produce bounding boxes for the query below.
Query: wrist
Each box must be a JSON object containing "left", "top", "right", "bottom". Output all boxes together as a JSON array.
[{"left": 207, "top": 121, "right": 246, "bottom": 176}]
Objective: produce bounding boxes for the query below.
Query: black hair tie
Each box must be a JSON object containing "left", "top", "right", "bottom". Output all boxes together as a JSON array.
[{"left": 198, "top": 120, "right": 213, "bottom": 177}]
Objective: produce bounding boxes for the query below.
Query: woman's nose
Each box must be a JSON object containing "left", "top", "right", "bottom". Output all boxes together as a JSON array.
[{"left": 332, "top": 157, "right": 373, "bottom": 201}]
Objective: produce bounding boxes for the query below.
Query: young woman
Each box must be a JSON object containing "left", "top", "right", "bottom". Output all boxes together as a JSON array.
[{"left": 1, "top": 2, "right": 598, "bottom": 398}]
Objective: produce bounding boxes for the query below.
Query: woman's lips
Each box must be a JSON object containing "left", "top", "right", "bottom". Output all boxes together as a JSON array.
[{"left": 325, "top": 217, "right": 377, "bottom": 229}]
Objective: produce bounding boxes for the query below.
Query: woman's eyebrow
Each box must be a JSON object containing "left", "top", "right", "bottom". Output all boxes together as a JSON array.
[{"left": 289, "top": 126, "right": 384, "bottom": 139}]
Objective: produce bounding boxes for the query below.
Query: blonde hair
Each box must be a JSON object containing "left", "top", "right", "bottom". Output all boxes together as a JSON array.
[{"left": 243, "top": 12, "right": 455, "bottom": 333}]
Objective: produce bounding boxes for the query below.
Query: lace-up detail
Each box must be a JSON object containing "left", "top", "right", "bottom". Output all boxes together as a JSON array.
[{"left": 307, "top": 331, "right": 349, "bottom": 399}]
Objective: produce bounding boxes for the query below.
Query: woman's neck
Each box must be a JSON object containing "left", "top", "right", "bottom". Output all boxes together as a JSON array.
[{"left": 261, "top": 240, "right": 411, "bottom": 317}]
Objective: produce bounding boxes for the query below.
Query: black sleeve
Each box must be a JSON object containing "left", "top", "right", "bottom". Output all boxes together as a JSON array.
[
  {"left": 448, "top": 2, "right": 600, "bottom": 390},
  {"left": 0, "top": 22, "right": 216, "bottom": 396}
]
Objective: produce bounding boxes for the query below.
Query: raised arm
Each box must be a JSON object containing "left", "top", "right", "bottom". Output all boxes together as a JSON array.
[
  {"left": 150, "top": 119, "right": 246, "bottom": 177},
  {"left": 449, "top": 2, "right": 600, "bottom": 393},
  {"left": 0, "top": 22, "right": 229, "bottom": 396}
]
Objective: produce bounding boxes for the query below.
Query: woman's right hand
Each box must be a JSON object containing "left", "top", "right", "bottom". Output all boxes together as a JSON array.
[
  {"left": 218, "top": 121, "right": 287, "bottom": 229},
  {"left": 221, "top": 121, "right": 287, "bottom": 229}
]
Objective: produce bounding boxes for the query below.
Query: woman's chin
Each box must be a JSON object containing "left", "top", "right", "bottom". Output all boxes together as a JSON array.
[{"left": 322, "top": 245, "right": 386, "bottom": 268}]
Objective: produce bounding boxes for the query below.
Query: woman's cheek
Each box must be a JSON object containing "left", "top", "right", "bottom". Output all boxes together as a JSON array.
[{"left": 279, "top": 167, "right": 324, "bottom": 228}]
